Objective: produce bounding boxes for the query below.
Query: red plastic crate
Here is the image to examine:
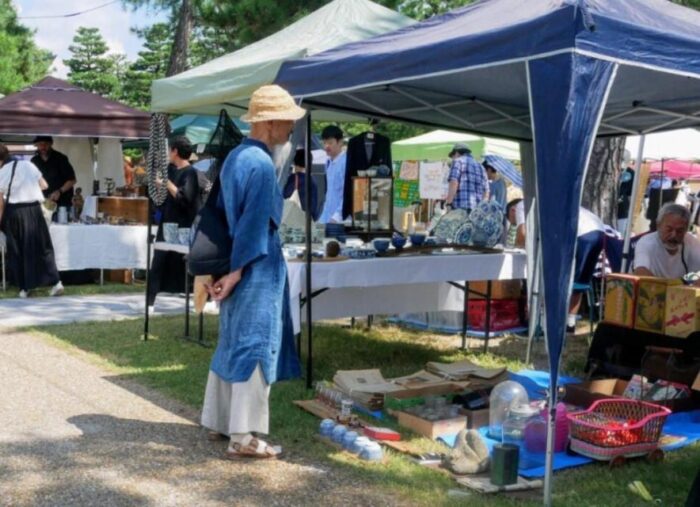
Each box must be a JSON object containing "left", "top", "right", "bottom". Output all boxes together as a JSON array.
[{"left": 467, "top": 299, "right": 522, "bottom": 331}]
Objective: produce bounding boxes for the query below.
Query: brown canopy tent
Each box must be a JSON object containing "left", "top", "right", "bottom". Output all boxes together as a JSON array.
[
  {"left": 0, "top": 77, "right": 151, "bottom": 190},
  {"left": 0, "top": 77, "right": 150, "bottom": 140}
]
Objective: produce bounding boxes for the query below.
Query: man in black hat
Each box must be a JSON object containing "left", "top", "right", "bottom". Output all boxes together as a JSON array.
[
  {"left": 31, "top": 136, "right": 76, "bottom": 211},
  {"left": 444, "top": 142, "right": 489, "bottom": 213}
]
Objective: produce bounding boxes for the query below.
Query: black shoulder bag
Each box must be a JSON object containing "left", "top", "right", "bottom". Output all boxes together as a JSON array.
[
  {"left": 0, "top": 161, "right": 18, "bottom": 232},
  {"left": 187, "top": 176, "right": 231, "bottom": 276}
]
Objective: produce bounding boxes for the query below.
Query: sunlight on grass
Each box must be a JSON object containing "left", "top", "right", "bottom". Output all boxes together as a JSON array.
[{"left": 30, "top": 316, "right": 699, "bottom": 507}]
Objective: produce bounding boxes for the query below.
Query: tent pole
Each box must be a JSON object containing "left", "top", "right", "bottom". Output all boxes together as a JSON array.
[
  {"left": 144, "top": 198, "right": 152, "bottom": 341},
  {"left": 304, "top": 112, "right": 314, "bottom": 389},
  {"left": 621, "top": 135, "right": 646, "bottom": 272},
  {"left": 543, "top": 386, "right": 557, "bottom": 507}
]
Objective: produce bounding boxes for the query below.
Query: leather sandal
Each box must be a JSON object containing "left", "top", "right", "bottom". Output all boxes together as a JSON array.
[{"left": 225, "top": 434, "right": 283, "bottom": 460}]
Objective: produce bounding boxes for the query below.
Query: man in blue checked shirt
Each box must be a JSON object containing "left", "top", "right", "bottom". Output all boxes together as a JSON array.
[{"left": 444, "top": 143, "right": 489, "bottom": 212}]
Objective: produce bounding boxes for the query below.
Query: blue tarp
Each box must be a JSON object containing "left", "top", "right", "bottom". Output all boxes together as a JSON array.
[{"left": 274, "top": 1, "right": 700, "bottom": 497}]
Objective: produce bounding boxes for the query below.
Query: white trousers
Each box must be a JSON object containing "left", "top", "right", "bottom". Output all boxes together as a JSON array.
[{"left": 201, "top": 364, "right": 270, "bottom": 435}]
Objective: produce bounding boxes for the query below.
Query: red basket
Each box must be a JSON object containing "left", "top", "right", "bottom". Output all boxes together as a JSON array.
[{"left": 567, "top": 399, "right": 670, "bottom": 461}]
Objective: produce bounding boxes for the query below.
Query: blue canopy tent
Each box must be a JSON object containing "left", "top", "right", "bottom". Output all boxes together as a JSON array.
[{"left": 274, "top": 0, "right": 700, "bottom": 503}]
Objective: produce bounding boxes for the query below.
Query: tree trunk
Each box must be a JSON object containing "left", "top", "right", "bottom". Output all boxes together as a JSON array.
[
  {"left": 166, "top": 0, "right": 194, "bottom": 77},
  {"left": 581, "top": 136, "right": 626, "bottom": 225}
]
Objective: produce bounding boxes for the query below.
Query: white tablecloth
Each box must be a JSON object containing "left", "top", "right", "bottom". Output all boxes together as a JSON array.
[
  {"left": 286, "top": 251, "right": 527, "bottom": 331},
  {"left": 50, "top": 224, "right": 148, "bottom": 271}
]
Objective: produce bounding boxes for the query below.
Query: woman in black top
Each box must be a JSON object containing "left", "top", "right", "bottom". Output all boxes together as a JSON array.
[{"left": 147, "top": 137, "right": 200, "bottom": 309}]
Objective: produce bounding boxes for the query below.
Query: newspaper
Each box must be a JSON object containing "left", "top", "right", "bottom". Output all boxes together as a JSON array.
[
  {"left": 333, "top": 369, "right": 402, "bottom": 395},
  {"left": 425, "top": 359, "right": 506, "bottom": 381},
  {"left": 391, "top": 370, "right": 450, "bottom": 389}
]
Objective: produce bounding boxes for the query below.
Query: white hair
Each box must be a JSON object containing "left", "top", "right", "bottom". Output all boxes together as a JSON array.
[{"left": 656, "top": 202, "right": 690, "bottom": 225}]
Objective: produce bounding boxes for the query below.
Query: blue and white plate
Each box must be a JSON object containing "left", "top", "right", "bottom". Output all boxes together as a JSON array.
[
  {"left": 433, "top": 208, "right": 469, "bottom": 243},
  {"left": 469, "top": 201, "right": 504, "bottom": 247}
]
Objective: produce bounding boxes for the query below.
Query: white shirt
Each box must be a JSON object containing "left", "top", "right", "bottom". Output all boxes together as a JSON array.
[
  {"left": 633, "top": 232, "right": 700, "bottom": 279},
  {"left": 0, "top": 160, "right": 45, "bottom": 204}
]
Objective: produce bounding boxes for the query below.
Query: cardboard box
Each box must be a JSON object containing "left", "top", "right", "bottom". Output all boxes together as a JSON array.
[
  {"left": 460, "top": 408, "right": 490, "bottom": 429},
  {"left": 665, "top": 285, "right": 700, "bottom": 338},
  {"left": 396, "top": 411, "right": 467, "bottom": 439},
  {"left": 564, "top": 378, "right": 699, "bottom": 412},
  {"left": 635, "top": 277, "right": 680, "bottom": 334},
  {"left": 604, "top": 274, "right": 639, "bottom": 328},
  {"left": 469, "top": 280, "right": 523, "bottom": 300}
]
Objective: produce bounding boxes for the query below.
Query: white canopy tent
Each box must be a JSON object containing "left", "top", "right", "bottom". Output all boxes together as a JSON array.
[{"left": 626, "top": 128, "right": 700, "bottom": 161}]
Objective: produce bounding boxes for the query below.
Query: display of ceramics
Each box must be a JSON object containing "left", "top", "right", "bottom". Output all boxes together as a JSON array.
[
  {"left": 372, "top": 239, "right": 390, "bottom": 253},
  {"left": 342, "top": 247, "right": 376, "bottom": 259},
  {"left": 432, "top": 208, "right": 469, "bottom": 243},
  {"left": 178, "top": 227, "right": 191, "bottom": 245},
  {"left": 454, "top": 222, "right": 473, "bottom": 245},
  {"left": 391, "top": 235, "right": 407, "bottom": 250},
  {"left": 469, "top": 201, "right": 504, "bottom": 248}
]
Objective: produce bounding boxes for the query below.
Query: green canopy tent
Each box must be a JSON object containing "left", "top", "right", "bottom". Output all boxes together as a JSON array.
[
  {"left": 392, "top": 129, "right": 520, "bottom": 162},
  {"left": 150, "top": 0, "right": 414, "bottom": 116},
  {"left": 124, "top": 114, "right": 250, "bottom": 150}
]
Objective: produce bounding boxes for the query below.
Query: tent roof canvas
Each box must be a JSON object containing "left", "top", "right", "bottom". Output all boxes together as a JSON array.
[
  {"left": 276, "top": 0, "right": 700, "bottom": 140},
  {"left": 0, "top": 77, "right": 150, "bottom": 139},
  {"left": 150, "top": 0, "right": 414, "bottom": 115},
  {"left": 392, "top": 129, "right": 520, "bottom": 161}
]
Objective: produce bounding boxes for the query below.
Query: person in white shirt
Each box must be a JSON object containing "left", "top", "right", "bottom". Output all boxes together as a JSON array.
[
  {"left": 633, "top": 203, "right": 700, "bottom": 279},
  {"left": 0, "top": 143, "right": 63, "bottom": 298},
  {"left": 318, "top": 125, "right": 347, "bottom": 226}
]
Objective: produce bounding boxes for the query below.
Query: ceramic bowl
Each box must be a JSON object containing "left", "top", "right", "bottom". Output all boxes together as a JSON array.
[
  {"left": 342, "top": 431, "right": 359, "bottom": 450},
  {"left": 358, "top": 170, "right": 368, "bottom": 177},
  {"left": 409, "top": 233, "right": 426, "bottom": 246},
  {"left": 360, "top": 442, "right": 383, "bottom": 461},
  {"left": 391, "top": 236, "right": 407, "bottom": 250},
  {"left": 366, "top": 169, "right": 377, "bottom": 178},
  {"left": 331, "top": 425, "right": 347, "bottom": 443},
  {"left": 376, "top": 165, "right": 391, "bottom": 177},
  {"left": 319, "top": 419, "right": 335, "bottom": 437},
  {"left": 351, "top": 436, "right": 371, "bottom": 454},
  {"left": 372, "top": 239, "right": 390, "bottom": 253}
]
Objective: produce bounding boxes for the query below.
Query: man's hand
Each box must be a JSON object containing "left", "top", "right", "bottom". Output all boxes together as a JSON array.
[
  {"left": 205, "top": 270, "right": 242, "bottom": 301},
  {"left": 50, "top": 190, "right": 60, "bottom": 202}
]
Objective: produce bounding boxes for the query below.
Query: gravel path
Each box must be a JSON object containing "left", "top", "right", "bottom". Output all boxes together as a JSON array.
[{"left": 0, "top": 329, "right": 401, "bottom": 507}]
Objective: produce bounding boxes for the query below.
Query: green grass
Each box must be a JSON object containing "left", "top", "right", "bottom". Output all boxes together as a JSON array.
[
  {"left": 30, "top": 316, "right": 699, "bottom": 506},
  {"left": 0, "top": 282, "right": 143, "bottom": 299}
]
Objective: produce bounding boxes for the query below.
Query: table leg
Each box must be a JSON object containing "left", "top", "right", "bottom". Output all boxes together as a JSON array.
[
  {"left": 100, "top": 269, "right": 104, "bottom": 286},
  {"left": 144, "top": 211, "right": 153, "bottom": 341},
  {"left": 198, "top": 311, "right": 204, "bottom": 345},
  {"left": 461, "top": 282, "right": 469, "bottom": 350},
  {"left": 367, "top": 315, "right": 373, "bottom": 329},
  {"left": 484, "top": 280, "right": 492, "bottom": 353},
  {"left": 184, "top": 268, "right": 190, "bottom": 338}
]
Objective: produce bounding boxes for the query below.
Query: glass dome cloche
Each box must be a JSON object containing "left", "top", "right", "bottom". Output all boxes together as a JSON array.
[{"left": 488, "top": 380, "right": 529, "bottom": 440}]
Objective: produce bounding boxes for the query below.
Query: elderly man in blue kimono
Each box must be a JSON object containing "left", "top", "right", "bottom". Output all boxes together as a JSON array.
[{"left": 201, "top": 85, "right": 303, "bottom": 459}]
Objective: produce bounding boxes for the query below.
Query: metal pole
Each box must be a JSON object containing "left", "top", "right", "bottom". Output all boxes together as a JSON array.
[
  {"left": 304, "top": 112, "right": 314, "bottom": 389},
  {"left": 143, "top": 198, "right": 152, "bottom": 341},
  {"left": 621, "top": 135, "right": 646, "bottom": 272},
  {"left": 543, "top": 387, "right": 557, "bottom": 507}
]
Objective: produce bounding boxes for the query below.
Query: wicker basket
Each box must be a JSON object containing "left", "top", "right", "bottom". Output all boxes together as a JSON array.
[{"left": 567, "top": 399, "right": 670, "bottom": 461}]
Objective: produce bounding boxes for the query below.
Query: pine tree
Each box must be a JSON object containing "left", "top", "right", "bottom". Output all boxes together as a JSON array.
[
  {"left": 0, "top": 0, "right": 54, "bottom": 95},
  {"left": 121, "top": 23, "right": 173, "bottom": 108},
  {"left": 63, "top": 27, "right": 120, "bottom": 97}
]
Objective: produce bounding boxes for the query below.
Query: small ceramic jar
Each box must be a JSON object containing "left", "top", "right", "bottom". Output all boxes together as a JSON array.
[
  {"left": 360, "top": 441, "right": 383, "bottom": 461},
  {"left": 331, "top": 424, "right": 347, "bottom": 443},
  {"left": 351, "top": 436, "right": 371, "bottom": 454},
  {"left": 319, "top": 419, "right": 335, "bottom": 437},
  {"left": 342, "top": 431, "right": 359, "bottom": 450}
]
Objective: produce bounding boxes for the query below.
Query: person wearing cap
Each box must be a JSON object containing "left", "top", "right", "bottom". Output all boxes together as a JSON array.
[
  {"left": 483, "top": 157, "right": 507, "bottom": 211},
  {"left": 444, "top": 143, "right": 489, "bottom": 213},
  {"left": 201, "top": 85, "right": 302, "bottom": 460},
  {"left": 30, "top": 136, "right": 77, "bottom": 214}
]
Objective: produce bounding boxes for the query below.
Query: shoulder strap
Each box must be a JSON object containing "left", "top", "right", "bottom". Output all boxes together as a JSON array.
[{"left": 5, "top": 161, "right": 18, "bottom": 204}]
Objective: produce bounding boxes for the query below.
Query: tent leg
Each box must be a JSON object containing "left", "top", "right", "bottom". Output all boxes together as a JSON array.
[
  {"left": 461, "top": 282, "right": 469, "bottom": 349},
  {"left": 304, "top": 112, "right": 314, "bottom": 390},
  {"left": 143, "top": 200, "right": 153, "bottom": 341},
  {"left": 621, "top": 136, "right": 646, "bottom": 272},
  {"left": 544, "top": 388, "right": 557, "bottom": 507},
  {"left": 483, "top": 281, "right": 492, "bottom": 353}
]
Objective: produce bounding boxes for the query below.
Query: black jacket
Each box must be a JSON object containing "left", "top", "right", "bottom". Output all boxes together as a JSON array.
[{"left": 342, "top": 132, "right": 392, "bottom": 220}]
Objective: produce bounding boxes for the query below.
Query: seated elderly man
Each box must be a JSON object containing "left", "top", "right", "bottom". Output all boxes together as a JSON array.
[{"left": 634, "top": 203, "right": 700, "bottom": 279}]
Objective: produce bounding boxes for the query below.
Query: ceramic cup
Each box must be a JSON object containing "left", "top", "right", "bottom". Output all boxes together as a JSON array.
[
  {"left": 319, "top": 419, "right": 335, "bottom": 437},
  {"left": 163, "top": 222, "right": 179, "bottom": 244},
  {"left": 410, "top": 233, "right": 426, "bottom": 246},
  {"left": 372, "top": 239, "right": 390, "bottom": 253},
  {"left": 342, "top": 431, "right": 359, "bottom": 450},
  {"left": 331, "top": 424, "right": 347, "bottom": 443},
  {"left": 351, "top": 436, "right": 371, "bottom": 454},
  {"left": 360, "top": 441, "right": 383, "bottom": 461},
  {"left": 178, "top": 227, "right": 191, "bottom": 246}
]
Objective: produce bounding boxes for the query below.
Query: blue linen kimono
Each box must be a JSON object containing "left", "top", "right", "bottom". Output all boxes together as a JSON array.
[{"left": 209, "top": 138, "right": 301, "bottom": 385}]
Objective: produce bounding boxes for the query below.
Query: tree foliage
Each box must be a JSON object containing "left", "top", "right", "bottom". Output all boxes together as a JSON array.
[
  {"left": 63, "top": 27, "right": 123, "bottom": 98},
  {"left": 0, "top": 0, "right": 54, "bottom": 96},
  {"left": 121, "top": 23, "right": 173, "bottom": 108}
]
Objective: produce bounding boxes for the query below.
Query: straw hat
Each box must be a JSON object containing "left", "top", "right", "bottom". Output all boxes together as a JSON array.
[{"left": 242, "top": 85, "right": 306, "bottom": 123}]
